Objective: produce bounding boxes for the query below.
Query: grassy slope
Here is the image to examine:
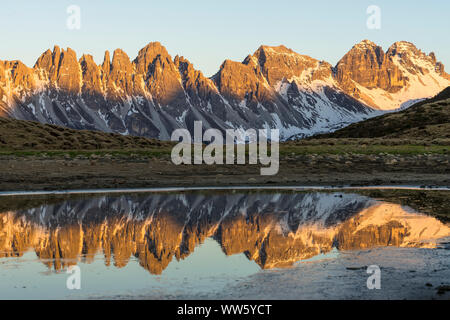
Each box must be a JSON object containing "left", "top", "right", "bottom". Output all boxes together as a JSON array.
[{"left": 0, "top": 117, "right": 173, "bottom": 154}]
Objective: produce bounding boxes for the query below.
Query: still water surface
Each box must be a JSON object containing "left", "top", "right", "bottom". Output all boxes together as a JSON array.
[{"left": 0, "top": 190, "right": 449, "bottom": 299}]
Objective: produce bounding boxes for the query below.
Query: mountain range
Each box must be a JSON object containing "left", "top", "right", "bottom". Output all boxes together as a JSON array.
[{"left": 0, "top": 40, "right": 449, "bottom": 140}]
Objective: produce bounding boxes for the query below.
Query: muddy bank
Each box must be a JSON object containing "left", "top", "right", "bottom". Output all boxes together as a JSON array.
[{"left": 0, "top": 153, "right": 449, "bottom": 191}]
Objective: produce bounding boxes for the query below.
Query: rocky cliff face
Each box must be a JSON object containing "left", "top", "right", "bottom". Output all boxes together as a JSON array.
[
  {"left": 335, "top": 40, "right": 450, "bottom": 110},
  {"left": 1, "top": 192, "right": 448, "bottom": 273},
  {"left": 335, "top": 40, "right": 406, "bottom": 94},
  {"left": 0, "top": 40, "right": 448, "bottom": 140}
]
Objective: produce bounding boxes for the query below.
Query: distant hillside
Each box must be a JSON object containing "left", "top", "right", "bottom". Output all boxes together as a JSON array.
[
  {"left": 313, "top": 87, "right": 450, "bottom": 140},
  {"left": 0, "top": 118, "right": 171, "bottom": 151}
]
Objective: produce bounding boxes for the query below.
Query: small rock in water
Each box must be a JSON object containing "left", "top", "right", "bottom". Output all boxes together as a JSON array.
[
  {"left": 346, "top": 266, "right": 366, "bottom": 271},
  {"left": 436, "top": 285, "right": 450, "bottom": 295}
]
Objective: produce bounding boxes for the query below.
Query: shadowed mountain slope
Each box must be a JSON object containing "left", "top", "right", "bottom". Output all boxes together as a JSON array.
[{"left": 313, "top": 87, "right": 450, "bottom": 140}]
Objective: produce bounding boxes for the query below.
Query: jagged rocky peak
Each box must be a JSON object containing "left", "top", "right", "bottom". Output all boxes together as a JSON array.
[
  {"left": 250, "top": 45, "right": 327, "bottom": 86},
  {"left": 352, "top": 39, "right": 378, "bottom": 50},
  {"left": 34, "top": 46, "right": 82, "bottom": 93},
  {"left": 213, "top": 58, "right": 269, "bottom": 102},
  {"left": 335, "top": 39, "right": 405, "bottom": 94},
  {"left": 387, "top": 40, "right": 431, "bottom": 59},
  {"left": 387, "top": 41, "right": 450, "bottom": 78},
  {"left": 107, "top": 48, "right": 136, "bottom": 95},
  {"left": 242, "top": 54, "right": 257, "bottom": 67},
  {"left": 174, "top": 55, "right": 217, "bottom": 100},
  {"left": 134, "top": 42, "right": 184, "bottom": 97},
  {"left": 388, "top": 40, "right": 419, "bottom": 53},
  {"left": 34, "top": 45, "right": 61, "bottom": 78},
  {"left": 57, "top": 47, "right": 82, "bottom": 93},
  {"left": 79, "top": 54, "right": 103, "bottom": 95},
  {"left": 4, "top": 60, "right": 36, "bottom": 88},
  {"left": 174, "top": 55, "right": 194, "bottom": 75},
  {"left": 134, "top": 43, "right": 185, "bottom": 106},
  {"left": 110, "top": 48, "right": 133, "bottom": 72},
  {"left": 435, "top": 62, "right": 450, "bottom": 80},
  {"left": 388, "top": 41, "right": 429, "bottom": 66},
  {"left": 426, "top": 51, "right": 449, "bottom": 78},
  {"left": 134, "top": 41, "right": 173, "bottom": 75},
  {"left": 0, "top": 60, "right": 37, "bottom": 107},
  {"left": 175, "top": 55, "right": 206, "bottom": 79},
  {"left": 101, "top": 50, "right": 111, "bottom": 74}
]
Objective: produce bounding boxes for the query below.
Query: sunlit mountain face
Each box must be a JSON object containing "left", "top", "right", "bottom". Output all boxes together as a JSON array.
[
  {"left": 0, "top": 192, "right": 449, "bottom": 275},
  {"left": 1, "top": 41, "right": 449, "bottom": 140}
]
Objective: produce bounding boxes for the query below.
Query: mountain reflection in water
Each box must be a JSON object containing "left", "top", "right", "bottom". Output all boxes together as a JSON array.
[{"left": 0, "top": 192, "right": 449, "bottom": 275}]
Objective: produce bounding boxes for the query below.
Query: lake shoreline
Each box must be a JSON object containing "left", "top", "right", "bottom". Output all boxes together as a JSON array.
[
  {"left": 1, "top": 153, "right": 449, "bottom": 192},
  {"left": 1, "top": 154, "right": 449, "bottom": 223}
]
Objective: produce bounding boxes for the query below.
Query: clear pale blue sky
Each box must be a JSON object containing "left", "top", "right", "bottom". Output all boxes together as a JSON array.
[{"left": 1, "top": 0, "right": 449, "bottom": 77}]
